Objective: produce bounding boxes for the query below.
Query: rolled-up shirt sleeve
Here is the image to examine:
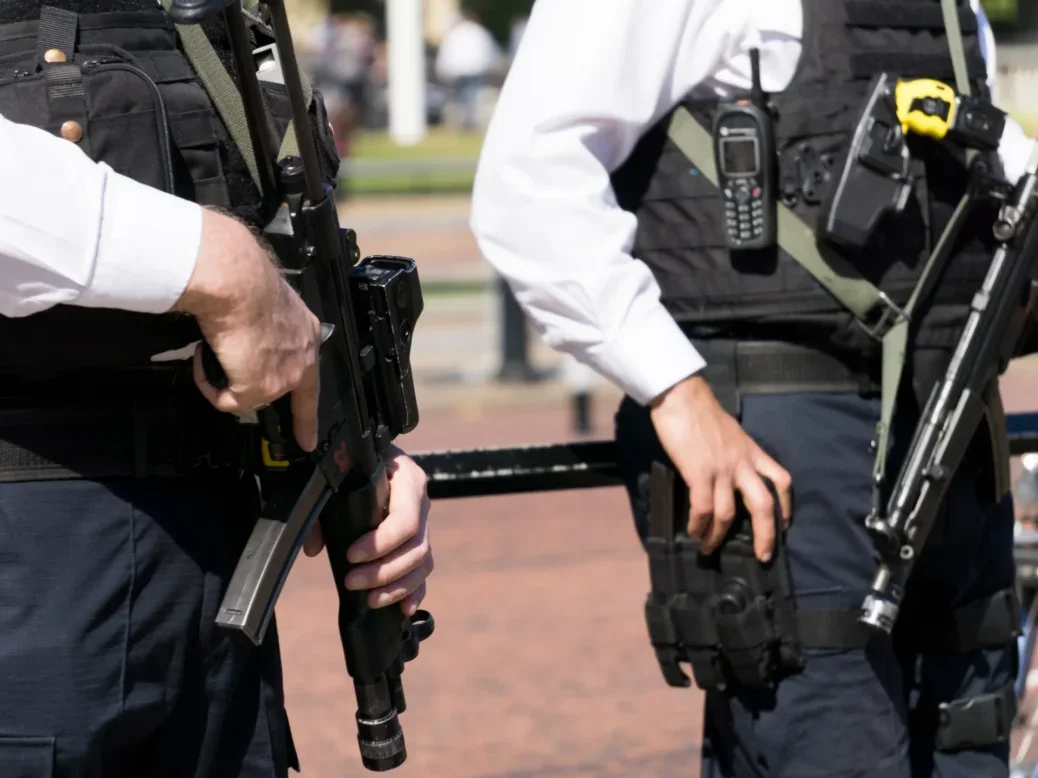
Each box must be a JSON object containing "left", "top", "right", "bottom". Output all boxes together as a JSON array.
[
  {"left": 0, "top": 113, "right": 201, "bottom": 318},
  {"left": 470, "top": 0, "right": 738, "bottom": 406}
]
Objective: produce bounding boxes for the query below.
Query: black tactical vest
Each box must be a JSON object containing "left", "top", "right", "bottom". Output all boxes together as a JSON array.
[
  {"left": 0, "top": 1, "right": 288, "bottom": 376},
  {"left": 611, "top": 0, "right": 999, "bottom": 359}
]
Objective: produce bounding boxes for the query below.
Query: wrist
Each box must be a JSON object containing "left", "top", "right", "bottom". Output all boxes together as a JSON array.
[
  {"left": 650, "top": 372, "right": 710, "bottom": 411},
  {"left": 173, "top": 209, "right": 268, "bottom": 325}
]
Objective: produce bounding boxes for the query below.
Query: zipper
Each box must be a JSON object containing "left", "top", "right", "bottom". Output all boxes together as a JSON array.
[
  {"left": 83, "top": 57, "right": 175, "bottom": 193},
  {"left": 0, "top": 67, "right": 36, "bottom": 84}
]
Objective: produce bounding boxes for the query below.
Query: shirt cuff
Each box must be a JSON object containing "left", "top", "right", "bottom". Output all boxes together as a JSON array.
[
  {"left": 77, "top": 166, "right": 203, "bottom": 314},
  {"left": 587, "top": 305, "right": 706, "bottom": 406},
  {"left": 999, "top": 115, "right": 1035, "bottom": 187}
]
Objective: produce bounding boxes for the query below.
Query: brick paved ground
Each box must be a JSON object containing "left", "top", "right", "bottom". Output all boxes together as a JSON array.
[
  {"left": 275, "top": 398, "right": 705, "bottom": 778},
  {"left": 271, "top": 195, "right": 1038, "bottom": 776}
]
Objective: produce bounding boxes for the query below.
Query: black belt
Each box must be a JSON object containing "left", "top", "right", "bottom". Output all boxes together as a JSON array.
[
  {"left": 0, "top": 402, "right": 246, "bottom": 482},
  {"left": 690, "top": 340, "right": 882, "bottom": 417}
]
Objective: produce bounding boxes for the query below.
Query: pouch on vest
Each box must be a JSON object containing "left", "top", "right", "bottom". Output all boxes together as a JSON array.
[
  {"left": 0, "top": 5, "right": 339, "bottom": 374},
  {"left": 642, "top": 462, "right": 805, "bottom": 692}
]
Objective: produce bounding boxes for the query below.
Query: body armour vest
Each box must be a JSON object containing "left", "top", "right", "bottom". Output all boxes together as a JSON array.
[
  {"left": 611, "top": 0, "right": 999, "bottom": 360},
  {"left": 0, "top": 0, "right": 274, "bottom": 376}
]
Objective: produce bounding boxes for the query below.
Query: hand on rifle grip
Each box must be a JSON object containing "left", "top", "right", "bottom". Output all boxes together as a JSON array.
[
  {"left": 199, "top": 340, "right": 298, "bottom": 455},
  {"left": 201, "top": 340, "right": 227, "bottom": 390}
]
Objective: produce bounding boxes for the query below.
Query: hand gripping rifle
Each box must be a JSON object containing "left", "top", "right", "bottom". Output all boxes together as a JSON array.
[
  {"left": 860, "top": 138, "right": 1038, "bottom": 634},
  {"left": 168, "top": 0, "right": 433, "bottom": 770}
]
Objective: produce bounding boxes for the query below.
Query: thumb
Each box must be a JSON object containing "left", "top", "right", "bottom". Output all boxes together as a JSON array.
[{"left": 303, "top": 523, "right": 324, "bottom": 557}]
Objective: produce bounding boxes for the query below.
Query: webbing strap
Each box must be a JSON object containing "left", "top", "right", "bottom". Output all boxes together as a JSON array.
[
  {"left": 863, "top": 0, "right": 979, "bottom": 489},
  {"left": 666, "top": 108, "right": 896, "bottom": 322},
  {"left": 666, "top": 0, "right": 980, "bottom": 502},
  {"left": 35, "top": 5, "right": 78, "bottom": 63},
  {"left": 941, "top": 0, "right": 972, "bottom": 98},
  {"left": 159, "top": 0, "right": 315, "bottom": 194},
  {"left": 160, "top": 0, "right": 262, "bottom": 191},
  {"left": 873, "top": 189, "right": 976, "bottom": 486}
]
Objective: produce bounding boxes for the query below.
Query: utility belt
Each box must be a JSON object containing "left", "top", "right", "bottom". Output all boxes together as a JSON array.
[
  {"left": 684, "top": 338, "right": 882, "bottom": 418},
  {"left": 0, "top": 367, "right": 254, "bottom": 481},
  {"left": 642, "top": 338, "right": 1020, "bottom": 751}
]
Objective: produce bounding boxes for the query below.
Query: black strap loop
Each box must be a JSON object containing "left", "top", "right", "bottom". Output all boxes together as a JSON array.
[
  {"left": 34, "top": 7, "right": 90, "bottom": 154},
  {"left": 35, "top": 5, "right": 78, "bottom": 66},
  {"left": 933, "top": 681, "right": 1017, "bottom": 752}
]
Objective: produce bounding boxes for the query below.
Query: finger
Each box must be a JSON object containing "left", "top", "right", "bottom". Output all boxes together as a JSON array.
[
  {"left": 345, "top": 535, "right": 429, "bottom": 591},
  {"left": 290, "top": 361, "right": 320, "bottom": 452},
  {"left": 399, "top": 582, "right": 427, "bottom": 617},
  {"left": 735, "top": 466, "right": 778, "bottom": 563},
  {"left": 347, "top": 478, "right": 428, "bottom": 565},
  {"left": 192, "top": 345, "right": 244, "bottom": 414},
  {"left": 366, "top": 557, "right": 434, "bottom": 610},
  {"left": 686, "top": 474, "right": 715, "bottom": 540},
  {"left": 700, "top": 475, "right": 736, "bottom": 556},
  {"left": 303, "top": 523, "right": 324, "bottom": 557},
  {"left": 755, "top": 454, "right": 794, "bottom": 528}
]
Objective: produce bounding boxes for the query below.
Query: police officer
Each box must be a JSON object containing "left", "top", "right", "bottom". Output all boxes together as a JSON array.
[
  {"left": 472, "top": 0, "right": 1033, "bottom": 775},
  {"left": 0, "top": 3, "right": 433, "bottom": 776}
]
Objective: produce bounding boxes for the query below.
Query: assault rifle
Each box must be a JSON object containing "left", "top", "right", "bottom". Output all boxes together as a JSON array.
[
  {"left": 860, "top": 138, "right": 1038, "bottom": 634},
  {"left": 168, "top": 0, "right": 432, "bottom": 771}
]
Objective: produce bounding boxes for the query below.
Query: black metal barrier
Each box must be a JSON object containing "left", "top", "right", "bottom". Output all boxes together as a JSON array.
[{"left": 413, "top": 411, "right": 1038, "bottom": 501}]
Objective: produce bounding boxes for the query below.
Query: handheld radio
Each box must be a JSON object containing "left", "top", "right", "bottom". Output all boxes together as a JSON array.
[{"left": 712, "top": 49, "right": 778, "bottom": 250}]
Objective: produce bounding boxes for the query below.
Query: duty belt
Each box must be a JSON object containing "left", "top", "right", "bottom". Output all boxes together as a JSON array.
[
  {"left": 0, "top": 369, "right": 248, "bottom": 481},
  {"left": 686, "top": 339, "right": 882, "bottom": 417}
]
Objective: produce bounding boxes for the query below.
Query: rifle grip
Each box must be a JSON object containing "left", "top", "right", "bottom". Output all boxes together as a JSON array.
[{"left": 200, "top": 341, "right": 228, "bottom": 389}]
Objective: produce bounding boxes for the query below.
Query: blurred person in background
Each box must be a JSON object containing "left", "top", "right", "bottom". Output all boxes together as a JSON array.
[
  {"left": 435, "top": 9, "right": 500, "bottom": 131},
  {"left": 307, "top": 12, "right": 376, "bottom": 158},
  {"left": 471, "top": 0, "right": 1035, "bottom": 775}
]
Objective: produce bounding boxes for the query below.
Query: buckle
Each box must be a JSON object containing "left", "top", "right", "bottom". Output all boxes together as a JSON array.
[
  {"left": 652, "top": 645, "right": 692, "bottom": 688},
  {"left": 934, "top": 681, "right": 1017, "bottom": 752},
  {"left": 855, "top": 292, "right": 908, "bottom": 341}
]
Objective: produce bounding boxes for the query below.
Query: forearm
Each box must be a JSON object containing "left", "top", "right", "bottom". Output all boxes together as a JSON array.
[
  {"left": 470, "top": 0, "right": 720, "bottom": 406},
  {"left": 0, "top": 113, "right": 201, "bottom": 318},
  {"left": 471, "top": 152, "right": 705, "bottom": 406}
]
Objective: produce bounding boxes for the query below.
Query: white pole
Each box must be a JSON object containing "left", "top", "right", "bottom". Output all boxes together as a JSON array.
[{"left": 386, "top": 0, "right": 428, "bottom": 146}]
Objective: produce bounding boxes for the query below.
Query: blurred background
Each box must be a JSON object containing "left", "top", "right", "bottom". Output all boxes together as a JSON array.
[{"left": 270, "top": 2, "right": 1038, "bottom": 776}]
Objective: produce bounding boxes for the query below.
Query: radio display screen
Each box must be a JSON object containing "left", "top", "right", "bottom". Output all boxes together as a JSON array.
[{"left": 720, "top": 137, "right": 759, "bottom": 177}]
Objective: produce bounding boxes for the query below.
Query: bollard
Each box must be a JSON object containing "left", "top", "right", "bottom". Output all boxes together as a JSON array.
[
  {"left": 562, "top": 355, "right": 596, "bottom": 436},
  {"left": 497, "top": 277, "right": 538, "bottom": 382}
]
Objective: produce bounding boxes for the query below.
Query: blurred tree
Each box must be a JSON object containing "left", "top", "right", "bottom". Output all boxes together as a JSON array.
[{"left": 981, "top": 0, "right": 1038, "bottom": 30}]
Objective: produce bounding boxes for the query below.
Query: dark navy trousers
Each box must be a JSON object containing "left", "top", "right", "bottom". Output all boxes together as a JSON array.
[
  {"left": 616, "top": 391, "right": 1017, "bottom": 778},
  {"left": 0, "top": 470, "right": 297, "bottom": 778}
]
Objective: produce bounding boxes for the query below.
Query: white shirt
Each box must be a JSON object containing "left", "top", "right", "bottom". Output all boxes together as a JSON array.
[
  {"left": 434, "top": 18, "right": 501, "bottom": 82},
  {"left": 470, "top": 0, "right": 1036, "bottom": 407},
  {"left": 0, "top": 113, "right": 201, "bottom": 319}
]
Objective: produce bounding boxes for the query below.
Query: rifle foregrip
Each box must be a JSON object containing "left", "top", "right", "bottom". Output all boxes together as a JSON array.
[{"left": 320, "top": 462, "right": 418, "bottom": 771}]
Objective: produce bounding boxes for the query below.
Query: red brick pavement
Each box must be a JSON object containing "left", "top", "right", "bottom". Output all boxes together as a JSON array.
[
  {"left": 274, "top": 398, "right": 705, "bottom": 778},
  {"left": 273, "top": 363, "right": 1038, "bottom": 777}
]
